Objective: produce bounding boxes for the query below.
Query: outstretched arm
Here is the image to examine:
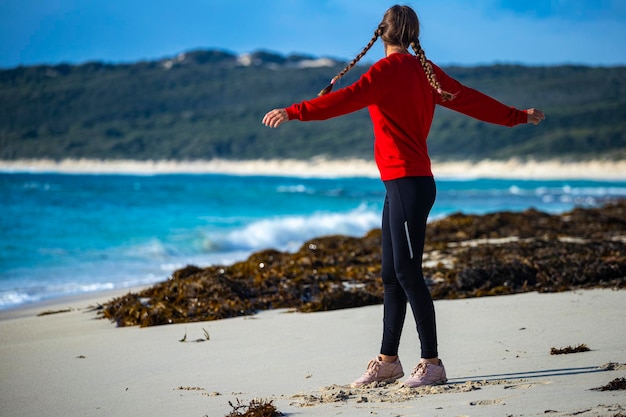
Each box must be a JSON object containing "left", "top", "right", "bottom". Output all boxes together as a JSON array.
[
  {"left": 262, "top": 62, "right": 382, "bottom": 129},
  {"left": 433, "top": 63, "right": 545, "bottom": 127}
]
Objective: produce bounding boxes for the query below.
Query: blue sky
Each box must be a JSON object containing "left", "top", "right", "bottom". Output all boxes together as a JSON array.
[{"left": 1, "top": 0, "right": 625, "bottom": 69}]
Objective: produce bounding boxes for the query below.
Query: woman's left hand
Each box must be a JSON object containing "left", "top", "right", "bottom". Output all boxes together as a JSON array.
[{"left": 262, "top": 108, "right": 289, "bottom": 128}]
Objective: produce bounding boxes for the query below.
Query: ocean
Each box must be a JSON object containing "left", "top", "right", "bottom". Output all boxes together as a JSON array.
[{"left": 1, "top": 171, "right": 625, "bottom": 310}]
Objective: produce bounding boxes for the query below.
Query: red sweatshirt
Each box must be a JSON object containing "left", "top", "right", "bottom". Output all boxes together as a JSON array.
[{"left": 285, "top": 52, "right": 528, "bottom": 181}]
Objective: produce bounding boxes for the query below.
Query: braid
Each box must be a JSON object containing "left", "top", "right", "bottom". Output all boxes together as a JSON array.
[
  {"left": 411, "top": 42, "right": 455, "bottom": 101},
  {"left": 318, "top": 29, "right": 381, "bottom": 96}
]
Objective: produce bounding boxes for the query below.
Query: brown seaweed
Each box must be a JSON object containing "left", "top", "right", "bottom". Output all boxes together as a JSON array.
[
  {"left": 550, "top": 344, "right": 591, "bottom": 355},
  {"left": 37, "top": 308, "right": 73, "bottom": 316},
  {"left": 99, "top": 200, "right": 626, "bottom": 327},
  {"left": 223, "top": 398, "right": 282, "bottom": 417},
  {"left": 592, "top": 377, "right": 626, "bottom": 391}
]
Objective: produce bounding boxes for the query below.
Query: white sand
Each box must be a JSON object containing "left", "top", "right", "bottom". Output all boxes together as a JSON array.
[
  {"left": 0, "top": 288, "right": 624, "bottom": 417},
  {"left": 1, "top": 158, "right": 626, "bottom": 180}
]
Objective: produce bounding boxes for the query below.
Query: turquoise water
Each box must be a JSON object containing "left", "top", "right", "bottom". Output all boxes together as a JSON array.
[{"left": 1, "top": 172, "right": 625, "bottom": 309}]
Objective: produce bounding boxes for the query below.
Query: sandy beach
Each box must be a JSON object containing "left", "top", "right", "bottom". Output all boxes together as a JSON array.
[
  {"left": 1, "top": 158, "right": 626, "bottom": 180},
  {"left": 1, "top": 288, "right": 624, "bottom": 417}
]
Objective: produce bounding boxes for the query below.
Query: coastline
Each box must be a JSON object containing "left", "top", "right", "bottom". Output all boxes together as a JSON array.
[
  {"left": 0, "top": 287, "right": 624, "bottom": 417},
  {"left": 1, "top": 157, "right": 625, "bottom": 180},
  {"left": 0, "top": 285, "right": 152, "bottom": 321}
]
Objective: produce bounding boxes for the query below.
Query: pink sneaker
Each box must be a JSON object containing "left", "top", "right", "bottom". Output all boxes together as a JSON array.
[
  {"left": 403, "top": 360, "right": 447, "bottom": 388},
  {"left": 351, "top": 356, "right": 404, "bottom": 388}
]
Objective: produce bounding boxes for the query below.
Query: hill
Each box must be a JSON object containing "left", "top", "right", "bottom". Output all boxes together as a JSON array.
[{"left": 1, "top": 49, "right": 625, "bottom": 161}]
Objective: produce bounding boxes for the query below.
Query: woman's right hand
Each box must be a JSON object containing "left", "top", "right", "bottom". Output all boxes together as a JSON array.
[
  {"left": 526, "top": 108, "right": 545, "bottom": 125},
  {"left": 262, "top": 108, "right": 289, "bottom": 128}
]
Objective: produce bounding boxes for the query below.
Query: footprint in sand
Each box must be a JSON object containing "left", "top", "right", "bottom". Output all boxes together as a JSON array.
[
  {"left": 504, "top": 381, "right": 550, "bottom": 390},
  {"left": 469, "top": 398, "right": 504, "bottom": 406}
]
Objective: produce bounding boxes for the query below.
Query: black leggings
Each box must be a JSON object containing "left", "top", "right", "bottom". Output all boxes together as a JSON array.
[{"left": 380, "top": 176, "right": 437, "bottom": 359}]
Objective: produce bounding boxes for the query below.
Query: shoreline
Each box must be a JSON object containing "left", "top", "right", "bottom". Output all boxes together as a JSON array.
[
  {"left": 0, "top": 285, "right": 152, "bottom": 321},
  {"left": 1, "top": 157, "right": 625, "bottom": 180},
  {"left": 2, "top": 193, "right": 625, "bottom": 315}
]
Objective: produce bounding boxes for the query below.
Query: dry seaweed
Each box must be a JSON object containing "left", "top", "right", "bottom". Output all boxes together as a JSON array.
[
  {"left": 223, "top": 398, "right": 282, "bottom": 417},
  {"left": 179, "top": 327, "right": 210, "bottom": 343},
  {"left": 99, "top": 200, "right": 626, "bottom": 327},
  {"left": 550, "top": 344, "right": 591, "bottom": 355},
  {"left": 592, "top": 377, "right": 626, "bottom": 391},
  {"left": 37, "top": 308, "right": 73, "bottom": 316}
]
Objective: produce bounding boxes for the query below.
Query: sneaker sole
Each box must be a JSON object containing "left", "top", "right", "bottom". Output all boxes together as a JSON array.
[
  {"left": 351, "top": 374, "right": 405, "bottom": 388},
  {"left": 403, "top": 377, "right": 447, "bottom": 388}
]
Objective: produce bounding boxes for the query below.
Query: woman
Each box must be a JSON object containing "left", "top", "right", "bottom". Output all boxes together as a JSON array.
[{"left": 262, "top": 5, "right": 545, "bottom": 388}]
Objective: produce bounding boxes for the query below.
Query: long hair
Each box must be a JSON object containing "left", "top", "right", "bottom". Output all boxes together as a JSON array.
[{"left": 318, "top": 5, "right": 455, "bottom": 101}]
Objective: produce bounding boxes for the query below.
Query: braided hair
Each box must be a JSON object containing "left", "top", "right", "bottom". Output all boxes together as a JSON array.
[
  {"left": 318, "top": 28, "right": 381, "bottom": 96},
  {"left": 411, "top": 42, "right": 456, "bottom": 101},
  {"left": 318, "top": 5, "right": 455, "bottom": 102}
]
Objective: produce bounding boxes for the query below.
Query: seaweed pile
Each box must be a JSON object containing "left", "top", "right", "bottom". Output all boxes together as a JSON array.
[{"left": 100, "top": 200, "right": 626, "bottom": 327}]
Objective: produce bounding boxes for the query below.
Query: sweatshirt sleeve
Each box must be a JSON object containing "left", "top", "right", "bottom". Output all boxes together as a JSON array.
[
  {"left": 432, "top": 63, "right": 528, "bottom": 127},
  {"left": 285, "top": 65, "right": 382, "bottom": 121}
]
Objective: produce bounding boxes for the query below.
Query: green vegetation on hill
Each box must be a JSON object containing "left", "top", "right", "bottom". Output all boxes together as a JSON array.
[{"left": 1, "top": 49, "right": 624, "bottom": 161}]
